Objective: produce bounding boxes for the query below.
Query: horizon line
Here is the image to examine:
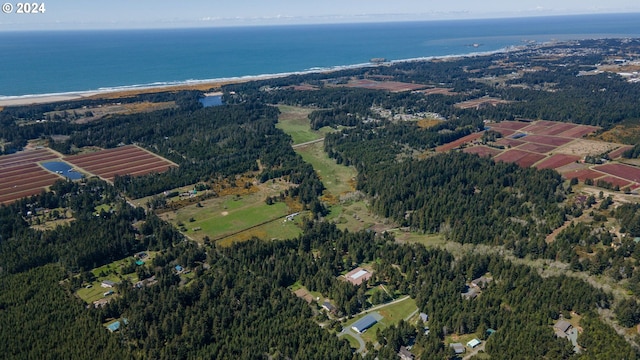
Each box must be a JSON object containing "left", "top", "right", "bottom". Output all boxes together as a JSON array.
[{"left": 1, "top": 11, "right": 640, "bottom": 33}]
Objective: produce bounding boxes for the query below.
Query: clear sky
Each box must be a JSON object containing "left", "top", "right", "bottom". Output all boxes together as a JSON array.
[{"left": 1, "top": 0, "right": 640, "bottom": 31}]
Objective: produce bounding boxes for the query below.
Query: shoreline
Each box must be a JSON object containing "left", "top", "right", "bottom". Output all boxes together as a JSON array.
[{"left": 0, "top": 44, "right": 527, "bottom": 107}]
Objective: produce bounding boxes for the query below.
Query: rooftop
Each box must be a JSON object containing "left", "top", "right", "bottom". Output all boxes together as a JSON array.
[
  {"left": 450, "top": 343, "right": 465, "bottom": 354},
  {"left": 351, "top": 314, "right": 378, "bottom": 333}
]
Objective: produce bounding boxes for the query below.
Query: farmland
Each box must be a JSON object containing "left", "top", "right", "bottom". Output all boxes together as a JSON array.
[
  {"left": 0, "top": 148, "right": 61, "bottom": 204},
  {"left": 0, "top": 145, "right": 177, "bottom": 205},
  {"left": 341, "top": 79, "right": 427, "bottom": 92},
  {"left": 438, "top": 119, "right": 640, "bottom": 189},
  {"left": 63, "top": 145, "right": 177, "bottom": 182}
]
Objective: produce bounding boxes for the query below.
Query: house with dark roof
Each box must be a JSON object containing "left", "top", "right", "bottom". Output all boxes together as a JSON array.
[
  {"left": 351, "top": 314, "right": 377, "bottom": 333},
  {"left": 322, "top": 301, "right": 336, "bottom": 313}
]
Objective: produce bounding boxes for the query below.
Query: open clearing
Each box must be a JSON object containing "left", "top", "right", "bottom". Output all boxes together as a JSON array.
[
  {"left": 45, "top": 101, "right": 176, "bottom": 124},
  {"left": 350, "top": 297, "right": 417, "bottom": 344},
  {"left": 276, "top": 105, "right": 332, "bottom": 145},
  {"left": 159, "top": 180, "right": 301, "bottom": 244},
  {"left": 276, "top": 114, "right": 384, "bottom": 234},
  {"left": 295, "top": 141, "right": 357, "bottom": 200}
]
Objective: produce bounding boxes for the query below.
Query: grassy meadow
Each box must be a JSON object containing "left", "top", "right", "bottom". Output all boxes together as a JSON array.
[
  {"left": 276, "top": 105, "right": 329, "bottom": 145},
  {"left": 159, "top": 180, "right": 303, "bottom": 245}
]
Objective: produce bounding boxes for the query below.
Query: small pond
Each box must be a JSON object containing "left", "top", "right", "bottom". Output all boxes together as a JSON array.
[
  {"left": 41, "top": 161, "right": 84, "bottom": 180},
  {"left": 199, "top": 94, "right": 223, "bottom": 107}
]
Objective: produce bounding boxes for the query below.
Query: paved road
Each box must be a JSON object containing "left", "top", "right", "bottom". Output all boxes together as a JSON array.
[
  {"left": 336, "top": 296, "right": 413, "bottom": 354},
  {"left": 338, "top": 327, "right": 366, "bottom": 353}
]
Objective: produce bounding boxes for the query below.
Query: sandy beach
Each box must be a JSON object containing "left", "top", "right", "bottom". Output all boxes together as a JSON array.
[
  {"left": 0, "top": 92, "right": 102, "bottom": 107},
  {"left": 0, "top": 74, "right": 286, "bottom": 108},
  {"left": 0, "top": 47, "right": 518, "bottom": 108}
]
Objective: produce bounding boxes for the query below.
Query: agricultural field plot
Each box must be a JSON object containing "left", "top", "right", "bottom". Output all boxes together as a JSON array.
[
  {"left": 521, "top": 134, "right": 573, "bottom": 147},
  {"left": 518, "top": 142, "right": 556, "bottom": 154},
  {"left": 443, "top": 121, "right": 637, "bottom": 189},
  {"left": 535, "top": 154, "right": 581, "bottom": 170},
  {"left": 341, "top": 79, "right": 427, "bottom": 92},
  {"left": 536, "top": 122, "right": 581, "bottom": 136},
  {"left": 463, "top": 146, "right": 502, "bottom": 158},
  {"left": 490, "top": 121, "right": 531, "bottom": 131},
  {"left": 495, "top": 138, "right": 524, "bottom": 147},
  {"left": 555, "top": 162, "right": 589, "bottom": 173},
  {"left": 608, "top": 145, "right": 634, "bottom": 159},
  {"left": 494, "top": 149, "right": 546, "bottom": 167},
  {"left": 594, "top": 163, "right": 640, "bottom": 184},
  {"left": 519, "top": 121, "right": 557, "bottom": 134},
  {"left": 63, "top": 145, "right": 177, "bottom": 182},
  {"left": 557, "top": 125, "right": 601, "bottom": 139},
  {"left": 561, "top": 168, "right": 608, "bottom": 182},
  {"left": 0, "top": 148, "right": 63, "bottom": 204},
  {"left": 491, "top": 128, "right": 516, "bottom": 137},
  {"left": 435, "top": 132, "right": 484, "bottom": 152},
  {"left": 598, "top": 176, "right": 632, "bottom": 188}
]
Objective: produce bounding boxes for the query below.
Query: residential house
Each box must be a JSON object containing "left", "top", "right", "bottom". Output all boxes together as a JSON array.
[
  {"left": 101, "top": 280, "right": 116, "bottom": 288},
  {"left": 450, "top": 343, "right": 465, "bottom": 355},
  {"left": 398, "top": 346, "right": 415, "bottom": 360}
]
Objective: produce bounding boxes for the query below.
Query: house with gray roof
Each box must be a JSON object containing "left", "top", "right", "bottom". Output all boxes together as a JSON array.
[{"left": 351, "top": 314, "right": 378, "bottom": 333}]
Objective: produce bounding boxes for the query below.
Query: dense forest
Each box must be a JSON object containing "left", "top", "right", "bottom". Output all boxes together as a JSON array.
[{"left": 2, "top": 38, "right": 640, "bottom": 359}]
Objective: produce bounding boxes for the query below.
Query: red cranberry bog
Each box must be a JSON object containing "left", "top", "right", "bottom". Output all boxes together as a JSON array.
[
  {"left": 0, "top": 148, "right": 61, "bottom": 205},
  {"left": 342, "top": 79, "right": 428, "bottom": 92},
  {"left": 0, "top": 145, "right": 177, "bottom": 205},
  {"left": 439, "top": 120, "right": 640, "bottom": 189},
  {"left": 63, "top": 145, "right": 177, "bottom": 182}
]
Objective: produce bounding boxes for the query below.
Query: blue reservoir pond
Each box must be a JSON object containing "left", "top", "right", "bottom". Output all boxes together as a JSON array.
[
  {"left": 199, "top": 95, "right": 223, "bottom": 107},
  {"left": 41, "top": 161, "right": 84, "bottom": 180}
]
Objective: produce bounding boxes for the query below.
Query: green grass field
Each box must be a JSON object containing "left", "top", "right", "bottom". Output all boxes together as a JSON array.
[
  {"left": 160, "top": 181, "right": 303, "bottom": 244},
  {"left": 342, "top": 334, "right": 361, "bottom": 349},
  {"left": 76, "top": 252, "right": 159, "bottom": 303},
  {"left": 276, "top": 105, "right": 329, "bottom": 145},
  {"left": 325, "top": 200, "right": 386, "bottom": 232},
  {"left": 196, "top": 200, "right": 289, "bottom": 236},
  {"left": 345, "top": 297, "right": 418, "bottom": 343},
  {"left": 295, "top": 141, "right": 357, "bottom": 198}
]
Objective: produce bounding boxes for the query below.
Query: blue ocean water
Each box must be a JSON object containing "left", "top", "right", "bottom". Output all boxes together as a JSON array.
[{"left": 1, "top": 13, "right": 640, "bottom": 97}]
